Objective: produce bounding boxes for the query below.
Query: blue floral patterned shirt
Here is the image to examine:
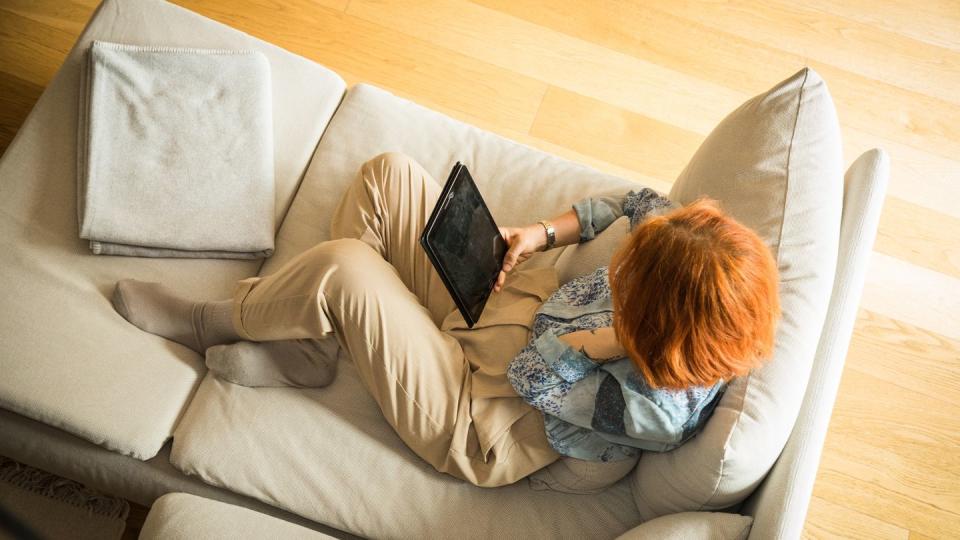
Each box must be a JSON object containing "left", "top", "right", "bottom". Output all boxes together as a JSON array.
[{"left": 506, "top": 188, "right": 727, "bottom": 462}]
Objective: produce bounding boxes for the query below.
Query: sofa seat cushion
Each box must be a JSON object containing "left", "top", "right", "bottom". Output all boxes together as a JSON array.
[
  {"left": 0, "top": 0, "right": 345, "bottom": 460},
  {"left": 140, "top": 492, "right": 336, "bottom": 540},
  {"left": 632, "top": 68, "right": 843, "bottom": 516},
  {"left": 170, "top": 83, "right": 664, "bottom": 538},
  {"left": 172, "top": 363, "right": 642, "bottom": 539},
  {"left": 0, "top": 407, "right": 347, "bottom": 536}
]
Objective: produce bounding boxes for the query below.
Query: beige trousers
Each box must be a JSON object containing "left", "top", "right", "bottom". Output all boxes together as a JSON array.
[{"left": 229, "top": 152, "right": 559, "bottom": 487}]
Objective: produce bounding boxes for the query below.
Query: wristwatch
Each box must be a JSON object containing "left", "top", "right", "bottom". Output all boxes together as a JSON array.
[{"left": 538, "top": 220, "right": 556, "bottom": 250}]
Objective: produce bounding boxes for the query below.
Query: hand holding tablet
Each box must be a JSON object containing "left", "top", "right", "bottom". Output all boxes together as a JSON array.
[{"left": 494, "top": 224, "right": 549, "bottom": 292}]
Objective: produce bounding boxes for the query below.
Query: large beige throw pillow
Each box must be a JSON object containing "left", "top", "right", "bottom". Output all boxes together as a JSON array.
[
  {"left": 615, "top": 511, "right": 753, "bottom": 540},
  {"left": 631, "top": 68, "right": 843, "bottom": 517}
]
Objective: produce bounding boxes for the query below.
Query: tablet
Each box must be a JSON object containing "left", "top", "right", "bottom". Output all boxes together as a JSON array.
[{"left": 420, "top": 162, "right": 507, "bottom": 328}]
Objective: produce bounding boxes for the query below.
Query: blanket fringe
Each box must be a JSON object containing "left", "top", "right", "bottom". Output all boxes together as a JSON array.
[{"left": 0, "top": 456, "right": 130, "bottom": 521}]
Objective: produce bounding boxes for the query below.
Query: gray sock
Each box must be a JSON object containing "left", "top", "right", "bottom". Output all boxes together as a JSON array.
[
  {"left": 111, "top": 279, "right": 242, "bottom": 353},
  {"left": 205, "top": 338, "right": 340, "bottom": 388}
]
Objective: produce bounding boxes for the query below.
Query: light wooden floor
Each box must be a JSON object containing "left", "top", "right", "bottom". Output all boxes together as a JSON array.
[{"left": 1, "top": 0, "right": 957, "bottom": 538}]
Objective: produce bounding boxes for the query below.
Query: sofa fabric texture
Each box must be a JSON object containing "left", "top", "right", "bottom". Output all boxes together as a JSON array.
[
  {"left": 0, "top": 0, "right": 345, "bottom": 460},
  {"left": 78, "top": 40, "right": 276, "bottom": 258},
  {"left": 634, "top": 68, "right": 843, "bottom": 516},
  {"left": 140, "top": 492, "right": 336, "bottom": 540}
]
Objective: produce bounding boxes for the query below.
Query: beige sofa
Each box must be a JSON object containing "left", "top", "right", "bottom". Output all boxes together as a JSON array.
[{"left": 0, "top": 0, "right": 889, "bottom": 538}]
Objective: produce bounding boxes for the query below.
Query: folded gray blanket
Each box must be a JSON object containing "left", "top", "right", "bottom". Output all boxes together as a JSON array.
[{"left": 77, "top": 40, "right": 275, "bottom": 259}]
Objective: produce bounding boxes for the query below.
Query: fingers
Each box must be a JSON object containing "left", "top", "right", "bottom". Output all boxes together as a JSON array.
[
  {"left": 503, "top": 243, "right": 523, "bottom": 272},
  {"left": 494, "top": 226, "right": 536, "bottom": 293}
]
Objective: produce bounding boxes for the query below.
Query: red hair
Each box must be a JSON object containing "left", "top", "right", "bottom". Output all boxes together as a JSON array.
[{"left": 609, "top": 197, "right": 781, "bottom": 390}]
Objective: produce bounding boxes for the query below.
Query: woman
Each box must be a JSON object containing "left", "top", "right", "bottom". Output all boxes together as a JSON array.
[{"left": 111, "top": 152, "right": 780, "bottom": 487}]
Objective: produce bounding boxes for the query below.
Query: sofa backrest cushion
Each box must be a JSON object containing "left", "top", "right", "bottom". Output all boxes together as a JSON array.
[
  {"left": 257, "top": 83, "right": 638, "bottom": 276},
  {"left": 631, "top": 68, "right": 843, "bottom": 517}
]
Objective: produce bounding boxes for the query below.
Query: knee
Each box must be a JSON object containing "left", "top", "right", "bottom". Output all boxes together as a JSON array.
[
  {"left": 361, "top": 151, "right": 427, "bottom": 189},
  {"left": 300, "top": 238, "right": 374, "bottom": 269},
  {"left": 299, "top": 238, "right": 397, "bottom": 305},
  {"left": 365, "top": 151, "right": 419, "bottom": 170}
]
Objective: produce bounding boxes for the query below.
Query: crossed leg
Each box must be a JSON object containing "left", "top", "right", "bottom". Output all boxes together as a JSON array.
[{"left": 112, "top": 153, "right": 550, "bottom": 486}]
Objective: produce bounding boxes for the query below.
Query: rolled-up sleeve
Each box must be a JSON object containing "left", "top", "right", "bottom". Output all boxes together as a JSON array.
[
  {"left": 572, "top": 188, "right": 675, "bottom": 242},
  {"left": 571, "top": 194, "right": 624, "bottom": 242}
]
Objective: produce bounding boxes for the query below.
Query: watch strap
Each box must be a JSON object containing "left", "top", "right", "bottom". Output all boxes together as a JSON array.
[{"left": 539, "top": 220, "right": 556, "bottom": 250}]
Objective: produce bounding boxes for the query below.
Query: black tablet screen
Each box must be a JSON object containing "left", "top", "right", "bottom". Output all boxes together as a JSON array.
[{"left": 422, "top": 164, "right": 506, "bottom": 326}]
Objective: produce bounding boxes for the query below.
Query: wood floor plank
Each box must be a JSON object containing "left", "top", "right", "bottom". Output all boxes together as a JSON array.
[
  {"left": 815, "top": 361, "right": 960, "bottom": 537},
  {"left": 813, "top": 469, "right": 960, "bottom": 539},
  {"left": 347, "top": 0, "right": 747, "bottom": 135},
  {"left": 847, "top": 309, "right": 960, "bottom": 406},
  {"left": 0, "top": 0, "right": 99, "bottom": 35},
  {"left": 529, "top": 86, "right": 704, "bottom": 184},
  {"left": 775, "top": 0, "right": 960, "bottom": 53},
  {"left": 476, "top": 0, "right": 960, "bottom": 205},
  {"left": 821, "top": 420, "right": 960, "bottom": 490},
  {"left": 0, "top": 8, "right": 79, "bottom": 87},
  {"left": 803, "top": 495, "right": 909, "bottom": 540},
  {"left": 643, "top": 0, "right": 960, "bottom": 107},
  {"left": 173, "top": 0, "right": 548, "bottom": 133},
  {"left": 809, "top": 60, "right": 960, "bottom": 162},
  {"left": 874, "top": 196, "right": 960, "bottom": 280},
  {"left": 842, "top": 126, "right": 960, "bottom": 221},
  {"left": 860, "top": 252, "right": 960, "bottom": 341},
  {"left": 824, "top": 367, "right": 960, "bottom": 478},
  {"left": 0, "top": 72, "right": 46, "bottom": 152},
  {"left": 279, "top": 0, "right": 960, "bottom": 167}
]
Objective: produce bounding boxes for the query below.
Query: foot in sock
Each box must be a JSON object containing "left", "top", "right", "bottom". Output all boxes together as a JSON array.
[
  {"left": 111, "top": 279, "right": 241, "bottom": 353},
  {"left": 205, "top": 338, "right": 340, "bottom": 388}
]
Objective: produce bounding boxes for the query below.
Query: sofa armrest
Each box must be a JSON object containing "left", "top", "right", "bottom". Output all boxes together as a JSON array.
[{"left": 740, "top": 149, "right": 890, "bottom": 538}]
